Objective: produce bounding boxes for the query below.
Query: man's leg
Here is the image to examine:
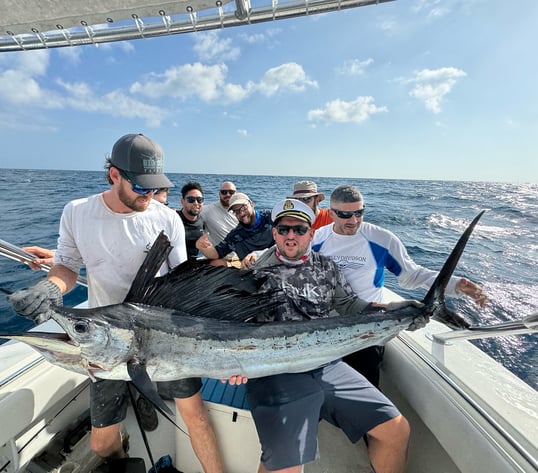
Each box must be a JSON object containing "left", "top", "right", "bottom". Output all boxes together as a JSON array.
[
  {"left": 90, "top": 423, "right": 126, "bottom": 460},
  {"left": 317, "top": 361, "right": 408, "bottom": 473},
  {"left": 175, "top": 392, "right": 224, "bottom": 473},
  {"left": 89, "top": 380, "right": 130, "bottom": 461},
  {"left": 258, "top": 463, "right": 303, "bottom": 473},
  {"left": 366, "top": 414, "right": 410, "bottom": 473},
  {"left": 247, "top": 373, "right": 323, "bottom": 473}
]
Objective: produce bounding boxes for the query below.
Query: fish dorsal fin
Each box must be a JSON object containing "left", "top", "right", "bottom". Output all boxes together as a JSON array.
[
  {"left": 124, "top": 232, "right": 280, "bottom": 322},
  {"left": 422, "top": 211, "right": 485, "bottom": 325},
  {"left": 124, "top": 231, "right": 172, "bottom": 304}
]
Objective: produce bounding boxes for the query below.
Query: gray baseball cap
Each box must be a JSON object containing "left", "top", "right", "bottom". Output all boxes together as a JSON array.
[{"left": 110, "top": 133, "right": 174, "bottom": 188}]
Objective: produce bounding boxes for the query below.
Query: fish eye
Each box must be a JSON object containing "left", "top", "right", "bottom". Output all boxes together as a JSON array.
[{"left": 73, "top": 321, "right": 89, "bottom": 334}]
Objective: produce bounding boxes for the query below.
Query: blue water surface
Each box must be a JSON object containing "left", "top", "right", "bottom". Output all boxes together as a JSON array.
[{"left": 0, "top": 169, "right": 536, "bottom": 389}]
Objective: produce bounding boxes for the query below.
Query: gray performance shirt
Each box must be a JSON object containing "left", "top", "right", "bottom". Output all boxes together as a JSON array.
[{"left": 201, "top": 201, "right": 238, "bottom": 246}]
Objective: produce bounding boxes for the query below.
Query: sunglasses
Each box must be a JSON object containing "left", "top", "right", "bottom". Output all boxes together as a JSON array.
[
  {"left": 185, "top": 196, "right": 204, "bottom": 204},
  {"left": 275, "top": 225, "right": 310, "bottom": 236},
  {"left": 331, "top": 208, "right": 365, "bottom": 219},
  {"left": 296, "top": 196, "right": 314, "bottom": 203},
  {"left": 220, "top": 189, "right": 236, "bottom": 195},
  {"left": 118, "top": 169, "right": 158, "bottom": 195},
  {"left": 230, "top": 204, "right": 249, "bottom": 216}
]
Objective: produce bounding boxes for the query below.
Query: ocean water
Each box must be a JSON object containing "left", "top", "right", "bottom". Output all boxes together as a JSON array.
[{"left": 0, "top": 169, "right": 537, "bottom": 389}]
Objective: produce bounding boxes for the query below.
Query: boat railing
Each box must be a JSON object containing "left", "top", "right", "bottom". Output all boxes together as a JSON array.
[{"left": 0, "top": 0, "right": 395, "bottom": 53}]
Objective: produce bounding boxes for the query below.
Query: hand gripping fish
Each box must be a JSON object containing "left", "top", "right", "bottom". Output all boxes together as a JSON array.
[{"left": 1, "top": 212, "right": 485, "bottom": 410}]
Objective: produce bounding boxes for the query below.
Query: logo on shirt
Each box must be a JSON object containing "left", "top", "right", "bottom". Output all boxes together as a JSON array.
[
  {"left": 332, "top": 255, "right": 366, "bottom": 270},
  {"left": 297, "top": 283, "right": 321, "bottom": 300}
]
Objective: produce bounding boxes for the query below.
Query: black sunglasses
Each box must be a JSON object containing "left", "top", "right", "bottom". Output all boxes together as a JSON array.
[
  {"left": 275, "top": 225, "right": 310, "bottom": 236},
  {"left": 220, "top": 189, "right": 236, "bottom": 195},
  {"left": 185, "top": 196, "right": 204, "bottom": 203},
  {"left": 331, "top": 207, "right": 365, "bottom": 219},
  {"left": 118, "top": 169, "right": 158, "bottom": 195},
  {"left": 296, "top": 196, "right": 314, "bottom": 203}
]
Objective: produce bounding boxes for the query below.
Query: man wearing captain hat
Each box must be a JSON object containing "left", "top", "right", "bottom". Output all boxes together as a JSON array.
[
  {"left": 288, "top": 180, "right": 333, "bottom": 230},
  {"left": 246, "top": 197, "right": 416, "bottom": 473}
]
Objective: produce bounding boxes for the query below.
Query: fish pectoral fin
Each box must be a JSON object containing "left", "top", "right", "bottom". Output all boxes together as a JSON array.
[{"left": 127, "top": 360, "right": 173, "bottom": 416}]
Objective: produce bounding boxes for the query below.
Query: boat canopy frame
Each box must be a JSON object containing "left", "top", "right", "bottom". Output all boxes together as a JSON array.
[{"left": 0, "top": 0, "right": 394, "bottom": 53}]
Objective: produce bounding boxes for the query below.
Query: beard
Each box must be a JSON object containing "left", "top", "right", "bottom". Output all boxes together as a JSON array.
[
  {"left": 118, "top": 185, "right": 151, "bottom": 212},
  {"left": 185, "top": 207, "right": 201, "bottom": 218}
]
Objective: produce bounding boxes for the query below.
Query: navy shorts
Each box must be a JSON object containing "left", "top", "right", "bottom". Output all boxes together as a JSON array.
[
  {"left": 246, "top": 361, "right": 400, "bottom": 471},
  {"left": 90, "top": 377, "right": 202, "bottom": 428}
]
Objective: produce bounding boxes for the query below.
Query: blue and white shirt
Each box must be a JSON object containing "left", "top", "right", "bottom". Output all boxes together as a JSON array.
[{"left": 312, "top": 221, "right": 460, "bottom": 302}]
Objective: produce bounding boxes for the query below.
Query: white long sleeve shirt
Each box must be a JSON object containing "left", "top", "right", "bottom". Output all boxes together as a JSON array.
[
  {"left": 312, "top": 221, "right": 460, "bottom": 302},
  {"left": 55, "top": 193, "right": 186, "bottom": 308}
]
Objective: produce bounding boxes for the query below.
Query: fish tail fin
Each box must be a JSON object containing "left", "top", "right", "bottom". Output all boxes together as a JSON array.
[{"left": 422, "top": 211, "right": 485, "bottom": 329}]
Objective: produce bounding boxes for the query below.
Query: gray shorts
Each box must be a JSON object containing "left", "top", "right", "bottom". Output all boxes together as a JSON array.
[
  {"left": 90, "top": 378, "right": 202, "bottom": 428},
  {"left": 246, "top": 361, "right": 400, "bottom": 471}
]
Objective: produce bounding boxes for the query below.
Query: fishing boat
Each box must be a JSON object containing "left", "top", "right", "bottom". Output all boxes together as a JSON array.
[
  {"left": 1, "top": 1, "right": 537, "bottom": 472},
  {"left": 1, "top": 302, "right": 537, "bottom": 473}
]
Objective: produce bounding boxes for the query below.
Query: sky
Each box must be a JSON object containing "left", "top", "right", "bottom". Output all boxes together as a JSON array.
[{"left": 0, "top": 0, "right": 537, "bottom": 183}]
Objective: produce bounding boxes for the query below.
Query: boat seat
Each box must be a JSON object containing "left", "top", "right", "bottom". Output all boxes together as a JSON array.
[{"left": 201, "top": 378, "right": 250, "bottom": 410}]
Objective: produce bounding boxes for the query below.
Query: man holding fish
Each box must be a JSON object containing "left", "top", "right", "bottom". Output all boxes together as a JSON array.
[
  {"left": 8, "top": 133, "right": 226, "bottom": 473},
  {"left": 247, "top": 198, "right": 422, "bottom": 473},
  {"left": 312, "top": 184, "right": 488, "bottom": 387}
]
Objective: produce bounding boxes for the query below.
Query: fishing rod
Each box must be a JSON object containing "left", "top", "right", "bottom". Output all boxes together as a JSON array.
[
  {"left": 0, "top": 238, "right": 88, "bottom": 288},
  {"left": 432, "top": 312, "right": 538, "bottom": 344}
]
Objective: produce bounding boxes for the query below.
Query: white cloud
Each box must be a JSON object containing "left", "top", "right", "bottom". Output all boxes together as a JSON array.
[
  {"left": 238, "top": 27, "right": 281, "bottom": 45},
  {"left": 378, "top": 17, "right": 397, "bottom": 32},
  {"left": 308, "top": 96, "right": 387, "bottom": 124},
  {"left": 256, "top": 63, "right": 318, "bottom": 96},
  {"left": 57, "top": 80, "right": 167, "bottom": 127},
  {"left": 130, "top": 61, "right": 316, "bottom": 104},
  {"left": 238, "top": 33, "right": 266, "bottom": 45},
  {"left": 336, "top": 58, "right": 374, "bottom": 77},
  {"left": 0, "top": 49, "right": 166, "bottom": 126},
  {"left": 407, "top": 67, "right": 466, "bottom": 113},
  {"left": 0, "top": 49, "right": 49, "bottom": 76},
  {"left": 0, "top": 69, "right": 50, "bottom": 105},
  {"left": 237, "top": 129, "right": 248, "bottom": 136},
  {"left": 130, "top": 62, "right": 243, "bottom": 102},
  {"left": 118, "top": 42, "right": 135, "bottom": 54},
  {"left": 193, "top": 31, "right": 240, "bottom": 63},
  {"left": 413, "top": 0, "right": 451, "bottom": 19},
  {"left": 0, "top": 50, "right": 61, "bottom": 107},
  {"left": 57, "top": 47, "right": 83, "bottom": 64},
  {"left": 428, "top": 7, "right": 450, "bottom": 18}
]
